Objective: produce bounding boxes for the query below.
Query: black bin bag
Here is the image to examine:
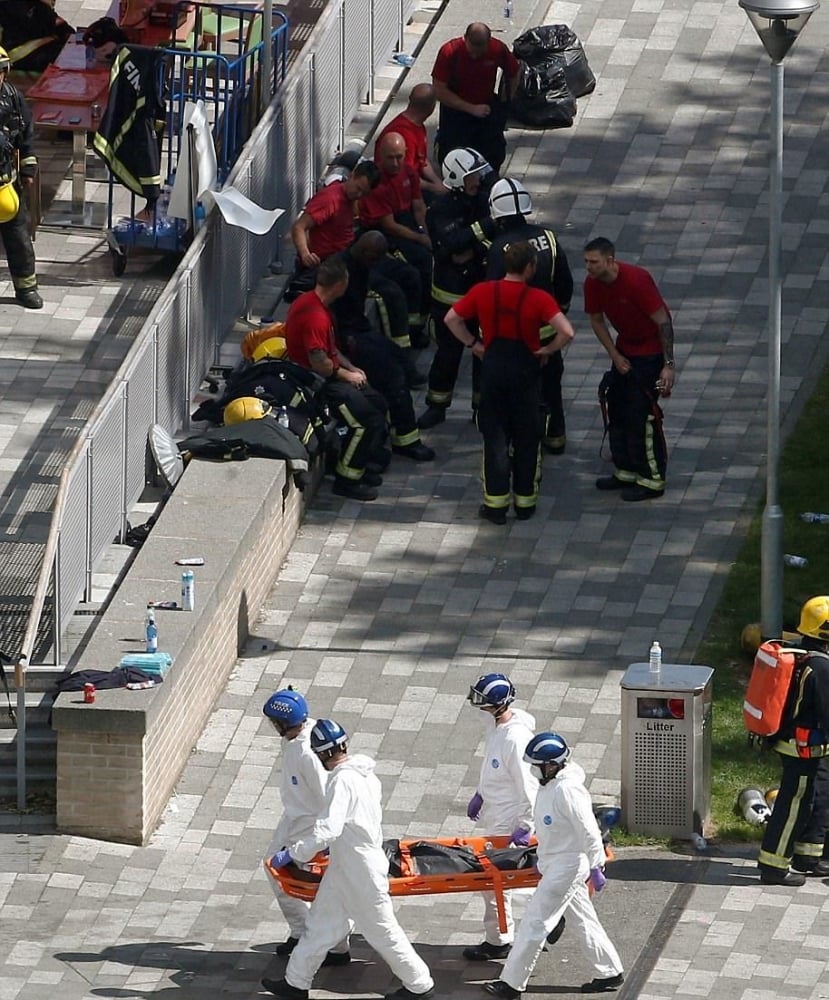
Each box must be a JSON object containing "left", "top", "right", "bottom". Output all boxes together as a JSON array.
[
  {"left": 513, "top": 24, "right": 596, "bottom": 98},
  {"left": 510, "top": 58, "right": 577, "bottom": 129}
]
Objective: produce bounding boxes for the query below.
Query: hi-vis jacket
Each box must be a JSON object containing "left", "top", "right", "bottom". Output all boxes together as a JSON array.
[
  {"left": 476, "top": 707, "right": 538, "bottom": 835},
  {"left": 774, "top": 646, "right": 829, "bottom": 758},
  {"left": 93, "top": 45, "right": 165, "bottom": 201}
]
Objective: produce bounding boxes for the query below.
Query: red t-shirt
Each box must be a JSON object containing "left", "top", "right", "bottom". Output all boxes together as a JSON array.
[
  {"left": 583, "top": 261, "right": 668, "bottom": 356},
  {"left": 301, "top": 182, "right": 355, "bottom": 259},
  {"left": 453, "top": 280, "right": 560, "bottom": 351},
  {"left": 359, "top": 165, "right": 421, "bottom": 228},
  {"left": 376, "top": 114, "right": 428, "bottom": 176},
  {"left": 285, "top": 290, "right": 338, "bottom": 369},
  {"left": 432, "top": 37, "right": 519, "bottom": 104}
]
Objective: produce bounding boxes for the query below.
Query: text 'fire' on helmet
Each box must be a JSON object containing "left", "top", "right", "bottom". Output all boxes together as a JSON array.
[
  {"left": 442, "top": 147, "right": 491, "bottom": 190},
  {"left": 488, "top": 177, "right": 533, "bottom": 219},
  {"left": 468, "top": 672, "right": 516, "bottom": 710},
  {"left": 798, "top": 596, "right": 829, "bottom": 641}
]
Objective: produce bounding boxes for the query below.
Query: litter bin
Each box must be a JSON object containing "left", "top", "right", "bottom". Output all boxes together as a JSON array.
[{"left": 620, "top": 662, "right": 714, "bottom": 839}]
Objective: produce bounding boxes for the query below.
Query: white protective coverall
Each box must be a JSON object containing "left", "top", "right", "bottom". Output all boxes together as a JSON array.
[
  {"left": 266, "top": 718, "right": 330, "bottom": 940},
  {"left": 284, "top": 753, "right": 434, "bottom": 994},
  {"left": 499, "top": 760, "right": 623, "bottom": 992},
  {"left": 475, "top": 707, "right": 538, "bottom": 945}
]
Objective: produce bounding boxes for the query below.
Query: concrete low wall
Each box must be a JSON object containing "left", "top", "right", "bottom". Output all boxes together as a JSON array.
[{"left": 52, "top": 456, "right": 307, "bottom": 844}]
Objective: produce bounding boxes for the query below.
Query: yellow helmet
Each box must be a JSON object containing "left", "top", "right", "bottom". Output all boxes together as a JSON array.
[
  {"left": 797, "top": 596, "right": 829, "bottom": 641},
  {"left": 251, "top": 336, "right": 288, "bottom": 362},
  {"left": 223, "top": 396, "right": 272, "bottom": 426},
  {"left": 0, "top": 182, "right": 19, "bottom": 224},
  {"left": 0, "top": 47, "right": 10, "bottom": 74}
]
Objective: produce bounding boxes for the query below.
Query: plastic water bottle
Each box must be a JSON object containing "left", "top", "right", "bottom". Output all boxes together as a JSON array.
[
  {"left": 691, "top": 833, "right": 708, "bottom": 852},
  {"left": 800, "top": 512, "right": 829, "bottom": 523},
  {"left": 158, "top": 184, "right": 171, "bottom": 220},
  {"left": 145, "top": 606, "right": 158, "bottom": 653},
  {"left": 503, "top": 0, "right": 512, "bottom": 17},
  {"left": 278, "top": 406, "right": 290, "bottom": 429},
  {"left": 648, "top": 640, "right": 662, "bottom": 675},
  {"left": 181, "top": 569, "right": 195, "bottom": 612},
  {"left": 784, "top": 553, "right": 808, "bottom": 568}
]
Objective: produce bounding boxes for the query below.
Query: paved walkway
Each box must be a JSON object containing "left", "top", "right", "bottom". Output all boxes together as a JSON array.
[{"left": 3, "top": 0, "right": 829, "bottom": 998}]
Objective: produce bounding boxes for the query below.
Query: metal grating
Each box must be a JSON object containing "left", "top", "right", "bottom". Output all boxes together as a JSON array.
[{"left": 632, "top": 730, "right": 689, "bottom": 826}]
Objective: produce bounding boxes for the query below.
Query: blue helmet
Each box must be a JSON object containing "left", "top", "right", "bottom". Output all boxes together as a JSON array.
[
  {"left": 524, "top": 732, "right": 570, "bottom": 767},
  {"left": 310, "top": 719, "right": 348, "bottom": 756},
  {"left": 468, "top": 672, "right": 515, "bottom": 711},
  {"left": 263, "top": 689, "right": 308, "bottom": 729}
]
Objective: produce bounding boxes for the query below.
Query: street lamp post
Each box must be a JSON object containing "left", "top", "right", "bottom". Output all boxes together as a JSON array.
[{"left": 738, "top": 0, "right": 818, "bottom": 638}]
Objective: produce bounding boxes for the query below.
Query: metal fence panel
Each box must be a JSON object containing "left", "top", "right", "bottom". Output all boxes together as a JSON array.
[
  {"left": 343, "top": 0, "right": 372, "bottom": 111},
  {"left": 372, "top": 0, "right": 401, "bottom": 70},
  {"left": 124, "top": 339, "right": 157, "bottom": 505},
  {"left": 275, "top": 73, "right": 315, "bottom": 247},
  {"left": 57, "top": 453, "right": 90, "bottom": 627},
  {"left": 153, "top": 298, "right": 185, "bottom": 434},
  {"left": 89, "top": 391, "right": 127, "bottom": 562},
  {"left": 312, "top": 3, "right": 345, "bottom": 182}
]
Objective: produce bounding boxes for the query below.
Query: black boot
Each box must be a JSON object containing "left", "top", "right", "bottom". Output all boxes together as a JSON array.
[{"left": 16, "top": 288, "right": 43, "bottom": 309}]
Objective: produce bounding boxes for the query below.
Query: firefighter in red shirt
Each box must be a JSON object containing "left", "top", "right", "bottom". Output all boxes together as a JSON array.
[
  {"left": 432, "top": 22, "right": 520, "bottom": 176},
  {"left": 360, "top": 132, "right": 432, "bottom": 334},
  {"left": 290, "top": 160, "right": 380, "bottom": 272},
  {"left": 583, "top": 237, "right": 675, "bottom": 502},
  {"left": 376, "top": 84, "right": 446, "bottom": 199},
  {"left": 444, "top": 242, "right": 574, "bottom": 524},
  {"left": 284, "top": 257, "right": 389, "bottom": 503}
]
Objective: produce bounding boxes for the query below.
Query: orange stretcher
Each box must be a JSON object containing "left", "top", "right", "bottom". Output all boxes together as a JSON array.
[{"left": 265, "top": 835, "right": 612, "bottom": 934}]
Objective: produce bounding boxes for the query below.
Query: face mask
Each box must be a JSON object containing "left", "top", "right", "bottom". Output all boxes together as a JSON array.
[{"left": 531, "top": 764, "right": 547, "bottom": 784}]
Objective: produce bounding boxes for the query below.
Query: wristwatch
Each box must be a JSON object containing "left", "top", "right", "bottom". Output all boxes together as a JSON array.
[{"left": 665, "top": 360, "right": 675, "bottom": 368}]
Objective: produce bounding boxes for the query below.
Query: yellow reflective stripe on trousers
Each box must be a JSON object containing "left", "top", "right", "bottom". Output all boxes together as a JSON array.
[
  {"left": 635, "top": 415, "right": 665, "bottom": 490},
  {"left": 430, "top": 284, "right": 462, "bottom": 306},
  {"left": 334, "top": 406, "right": 366, "bottom": 480},
  {"left": 758, "top": 771, "right": 811, "bottom": 870},
  {"left": 391, "top": 427, "right": 420, "bottom": 447}
]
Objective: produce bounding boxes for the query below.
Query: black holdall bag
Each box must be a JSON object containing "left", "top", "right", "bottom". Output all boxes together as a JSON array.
[{"left": 513, "top": 24, "right": 596, "bottom": 98}]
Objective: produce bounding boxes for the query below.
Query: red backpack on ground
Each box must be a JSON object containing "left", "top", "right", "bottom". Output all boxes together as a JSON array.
[{"left": 743, "top": 640, "right": 807, "bottom": 739}]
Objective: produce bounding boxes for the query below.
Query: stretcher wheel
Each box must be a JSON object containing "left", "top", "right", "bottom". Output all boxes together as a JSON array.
[{"left": 110, "top": 247, "right": 127, "bottom": 276}]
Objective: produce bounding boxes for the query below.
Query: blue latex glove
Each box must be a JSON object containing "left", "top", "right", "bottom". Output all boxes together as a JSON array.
[
  {"left": 510, "top": 827, "right": 532, "bottom": 847},
  {"left": 270, "top": 849, "right": 293, "bottom": 869},
  {"left": 467, "top": 792, "right": 484, "bottom": 821},
  {"left": 589, "top": 867, "right": 606, "bottom": 893}
]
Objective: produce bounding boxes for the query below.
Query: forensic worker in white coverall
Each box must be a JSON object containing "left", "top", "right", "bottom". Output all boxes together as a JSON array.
[
  {"left": 263, "top": 720, "right": 435, "bottom": 1000},
  {"left": 483, "top": 732, "right": 624, "bottom": 998},
  {"left": 464, "top": 672, "right": 539, "bottom": 961},
  {"left": 262, "top": 690, "right": 350, "bottom": 965}
]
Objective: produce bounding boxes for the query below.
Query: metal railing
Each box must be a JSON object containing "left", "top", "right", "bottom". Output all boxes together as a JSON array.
[{"left": 14, "top": 0, "right": 414, "bottom": 808}]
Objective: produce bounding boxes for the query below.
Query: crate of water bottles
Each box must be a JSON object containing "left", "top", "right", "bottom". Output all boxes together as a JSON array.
[{"left": 110, "top": 180, "right": 187, "bottom": 253}]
